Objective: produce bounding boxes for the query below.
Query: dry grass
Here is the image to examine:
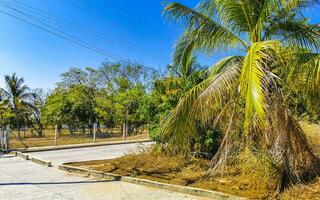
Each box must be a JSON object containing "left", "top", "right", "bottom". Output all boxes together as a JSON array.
[
  {"left": 68, "top": 121, "right": 320, "bottom": 199},
  {"left": 68, "top": 150, "right": 275, "bottom": 198},
  {"left": 9, "top": 128, "right": 149, "bottom": 149}
]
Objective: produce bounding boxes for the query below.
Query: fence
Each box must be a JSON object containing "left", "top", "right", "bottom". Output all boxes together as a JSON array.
[
  {"left": 7, "top": 123, "right": 149, "bottom": 150},
  {"left": 0, "top": 125, "right": 10, "bottom": 152}
]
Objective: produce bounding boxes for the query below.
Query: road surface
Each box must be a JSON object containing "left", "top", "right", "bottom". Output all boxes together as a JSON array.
[
  {"left": 0, "top": 143, "right": 210, "bottom": 200},
  {"left": 27, "top": 142, "right": 152, "bottom": 166}
]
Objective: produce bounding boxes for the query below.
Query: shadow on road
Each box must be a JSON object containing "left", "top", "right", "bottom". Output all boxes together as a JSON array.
[{"left": 0, "top": 179, "right": 118, "bottom": 186}]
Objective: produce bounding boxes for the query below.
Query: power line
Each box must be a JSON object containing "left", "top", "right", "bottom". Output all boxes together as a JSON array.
[
  {"left": 0, "top": 4, "right": 127, "bottom": 62},
  {"left": 57, "top": 0, "right": 169, "bottom": 62},
  {"left": 5, "top": 0, "right": 169, "bottom": 64},
  {"left": 0, "top": 2, "right": 161, "bottom": 71}
]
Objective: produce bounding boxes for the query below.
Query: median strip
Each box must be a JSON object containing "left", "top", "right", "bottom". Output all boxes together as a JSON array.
[
  {"left": 15, "top": 151, "right": 29, "bottom": 160},
  {"left": 59, "top": 164, "right": 246, "bottom": 200},
  {"left": 14, "top": 152, "right": 52, "bottom": 167}
]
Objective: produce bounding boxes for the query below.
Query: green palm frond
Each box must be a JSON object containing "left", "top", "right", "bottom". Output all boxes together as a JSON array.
[
  {"left": 280, "top": 0, "right": 319, "bottom": 12},
  {"left": 173, "top": 32, "right": 195, "bottom": 76},
  {"left": 265, "top": 19, "right": 320, "bottom": 50},
  {"left": 161, "top": 76, "right": 211, "bottom": 153},
  {"left": 197, "top": 0, "right": 271, "bottom": 35},
  {"left": 164, "top": 2, "right": 248, "bottom": 51},
  {"left": 240, "top": 41, "right": 280, "bottom": 132},
  {"left": 161, "top": 56, "right": 243, "bottom": 153},
  {"left": 191, "top": 56, "right": 243, "bottom": 125},
  {"left": 282, "top": 51, "right": 320, "bottom": 111}
]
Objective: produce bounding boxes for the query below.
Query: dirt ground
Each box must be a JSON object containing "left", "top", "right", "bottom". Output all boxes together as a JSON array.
[{"left": 68, "top": 122, "right": 320, "bottom": 199}]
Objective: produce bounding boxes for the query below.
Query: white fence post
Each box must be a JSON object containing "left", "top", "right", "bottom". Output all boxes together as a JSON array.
[
  {"left": 0, "top": 128, "right": 3, "bottom": 150},
  {"left": 54, "top": 125, "right": 58, "bottom": 146},
  {"left": 93, "top": 123, "right": 97, "bottom": 143},
  {"left": 5, "top": 125, "right": 10, "bottom": 151}
]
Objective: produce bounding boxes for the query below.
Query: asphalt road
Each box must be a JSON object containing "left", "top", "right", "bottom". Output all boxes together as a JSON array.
[
  {"left": 27, "top": 142, "right": 153, "bottom": 166},
  {"left": 0, "top": 143, "right": 210, "bottom": 200}
]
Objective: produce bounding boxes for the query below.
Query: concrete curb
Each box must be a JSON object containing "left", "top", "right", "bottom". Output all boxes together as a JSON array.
[
  {"left": 15, "top": 152, "right": 29, "bottom": 160},
  {"left": 18, "top": 139, "right": 152, "bottom": 153},
  {"left": 14, "top": 152, "right": 52, "bottom": 167},
  {"left": 31, "top": 157, "right": 52, "bottom": 167},
  {"left": 59, "top": 164, "right": 246, "bottom": 200}
]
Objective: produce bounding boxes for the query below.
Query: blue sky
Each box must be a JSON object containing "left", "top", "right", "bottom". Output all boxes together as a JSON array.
[{"left": 0, "top": 0, "right": 319, "bottom": 90}]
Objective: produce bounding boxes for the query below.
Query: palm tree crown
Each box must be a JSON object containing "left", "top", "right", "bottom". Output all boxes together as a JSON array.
[
  {"left": 2, "top": 73, "right": 36, "bottom": 137},
  {"left": 163, "top": 0, "right": 320, "bottom": 145}
]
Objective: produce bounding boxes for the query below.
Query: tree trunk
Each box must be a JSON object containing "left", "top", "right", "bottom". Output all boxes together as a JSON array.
[
  {"left": 266, "top": 103, "right": 320, "bottom": 191},
  {"left": 57, "top": 124, "right": 62, "bottom": 137},
  {"left": 208, "top": 102, "right": 320, "bottom": 191},
  {"left": 68, "top": 125, "right": 74, "bottom": 135}
]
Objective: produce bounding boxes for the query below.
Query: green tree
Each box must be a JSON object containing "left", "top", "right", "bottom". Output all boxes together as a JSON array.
[
  {"left": 1, "top": 73, "right": 36, "bottom": 139},
  {"left": 25, "top": 89, "right": 46, "bottom": 137},
  {"left": 100, "top": 62, "right": 152, "bottom": 137},
  {"left": 163, "top": 0, "right": 320, "bottom": 189}
]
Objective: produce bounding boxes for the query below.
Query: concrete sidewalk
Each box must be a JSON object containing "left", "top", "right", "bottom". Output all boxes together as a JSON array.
[{"left": 0, "top": 155, "right": 209, "bottom": 200}]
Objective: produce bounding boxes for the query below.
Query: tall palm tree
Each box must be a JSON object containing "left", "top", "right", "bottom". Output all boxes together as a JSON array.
[
  {"left": 2, "top": 73, "right": 36, "bottom": 139},
  {"left": 162, "top": 0, "right": 320, "bottom": 190},
  {"left": 169, "top": 55, "right": 201, "bottom": 81}
]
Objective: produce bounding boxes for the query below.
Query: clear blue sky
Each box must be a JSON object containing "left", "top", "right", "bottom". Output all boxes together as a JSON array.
[{"left": 0, "top": 0, "right": 319, "bottom": 90}]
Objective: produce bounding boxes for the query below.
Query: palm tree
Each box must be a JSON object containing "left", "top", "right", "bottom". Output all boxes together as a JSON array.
[
  {"left": 169, "top": 55, "right": 201, "bottom": 81},
  {"left": 2, "top": 73, "right": 36, "bottom": 139},
  {"left": 162, "top": 0, "right": 320, "bottom": 190}
]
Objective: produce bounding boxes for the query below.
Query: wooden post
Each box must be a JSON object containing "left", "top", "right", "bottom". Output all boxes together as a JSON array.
[
  {"left": 93, "top": 123, "right": 97, "bottom": 143},
  {"left": 54, "top": 125, "right": 58, "bottom": 146}
]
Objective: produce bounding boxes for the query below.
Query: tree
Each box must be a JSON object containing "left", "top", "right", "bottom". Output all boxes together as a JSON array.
[
  {"left": 59, "top": 67, "right": 102, "bottom": 132},
  {"left": 162, "top": 0, "right": 320, "bottom": 190},
  {"left": 100, "top": 62, "right": 152, "bottom": 137},
  {"left": 1, "top": 73, "right": 36, "bottom": 139},
  {"left": 25, "top": 89, "right": 46, "bottom": 137}
]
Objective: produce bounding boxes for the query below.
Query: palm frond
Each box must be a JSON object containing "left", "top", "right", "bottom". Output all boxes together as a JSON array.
[
  {"left": 161, "top": 56, "right": 243, "bottom": 153},
  {"left": 172, "top": 32, "right": 195, "bottom": 77},
  {"left": 191, "top": 56, "right": 243, "bottom": 125},
  {"left": 280, "top": 0, "right": 320, "bottom": 12},
  {"left": 164, "top": 2, "right": 248, "bottom": 50},
  {"left": 265, "top": 19, "right": 320, "bottom": 50},
  {"left": 240, "top": 41, "right": 280, "bottom": 132}
]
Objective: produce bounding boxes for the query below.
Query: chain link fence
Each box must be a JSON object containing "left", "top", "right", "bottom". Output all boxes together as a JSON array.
[{"left": 7, "top": 124, "right": 149, "bottom": 150}]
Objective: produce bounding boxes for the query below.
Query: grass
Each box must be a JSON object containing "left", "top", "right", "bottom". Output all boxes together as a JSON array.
[
  {"left": 68, "top": 121, "right": 320, "bottom": 199},
  {"left": 9, "top": 128, "right": 149, "bottom": 149},
  {"left": 68, "top": 150, "right": 276, "bottom": 198}
]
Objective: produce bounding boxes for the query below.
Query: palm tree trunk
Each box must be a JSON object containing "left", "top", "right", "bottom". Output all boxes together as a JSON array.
[{"left": 266, "top": 103, "right": 320, "bottom": 191}]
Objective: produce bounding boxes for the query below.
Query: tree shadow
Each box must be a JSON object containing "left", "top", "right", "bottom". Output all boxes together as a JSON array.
[{"left": 0, "top": 179, "right": 120, "bottom": 186}]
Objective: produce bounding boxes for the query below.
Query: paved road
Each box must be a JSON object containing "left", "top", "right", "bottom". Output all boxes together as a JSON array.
[
  {"left": 27, "top": 142, "right": 153, "bottom": 166},
  {"left": 0, "top": 144, "right": 210, "bottom": 200}
]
